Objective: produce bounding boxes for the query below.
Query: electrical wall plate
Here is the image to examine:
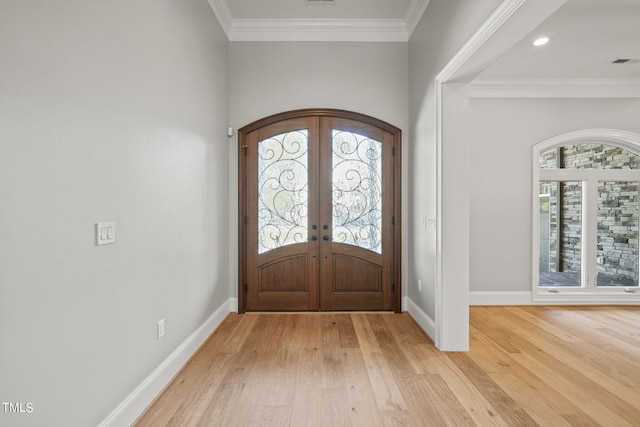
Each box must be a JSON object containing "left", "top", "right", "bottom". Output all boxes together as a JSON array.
[
  {"left": 157, "top": 319, "right": 165, "bottom": 339},
  {"left": 96, "top": 222, "right": 115, "bottom": 246}
]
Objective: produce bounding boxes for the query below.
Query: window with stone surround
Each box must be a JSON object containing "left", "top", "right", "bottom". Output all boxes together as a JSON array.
[{"left": 533, "top": 130, "right": 640, "bottom": 302}]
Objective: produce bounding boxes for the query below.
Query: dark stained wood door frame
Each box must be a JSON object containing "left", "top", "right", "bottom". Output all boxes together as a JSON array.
[{"left": 238, "top": 108, "right": 402, "bottom": 313}]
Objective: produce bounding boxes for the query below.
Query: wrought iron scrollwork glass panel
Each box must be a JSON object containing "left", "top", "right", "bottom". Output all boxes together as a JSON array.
[
  {"left": 258, "top": 130, "right": 308, "bottom": 254},
  {"left": 332, "top": 130, "right": 382, "bottom": 254}
]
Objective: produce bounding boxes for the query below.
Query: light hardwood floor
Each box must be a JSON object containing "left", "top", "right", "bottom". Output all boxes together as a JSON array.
[{"left": 135, "top": 306, "right": 640, "bottom": 426}]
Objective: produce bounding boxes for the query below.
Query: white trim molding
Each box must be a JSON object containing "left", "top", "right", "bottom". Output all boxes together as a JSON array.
[
  {"left": 469, "top": 78, "right": 640, "bottom": 98},
  {"left": 206, "top": 0, "right": 233, "bottom": 37},
  {"left": 534, "top": 128, "right": 640, "bottom": 154},
  {"left": 206, "top": 0, "right": 432, "bottom": 42},
  {"left": 470, "top": 291, "right": 640, "bottom": 305},
  {"left": 432, "top": 0, "right": 568, "bottom": 351},
  {"left": 434, "top": 0, "right": 535, "bottom": 352},
  {"left": 98, "top": 299, "right": 235, "bottom": 427},
  {"left": 406, "top": 298, "right": 436, "bottom": 342},
  {"left": 405, "top": 0, "right": 432, "bottom": 38},
  {"left": 436, "top": 0, "right": 527, "bottom": 82},
  {"left": 534, "top": 290, "right": 640, "bottom": 304},
  {"left": 401, "top": 296, "right": 409, "bottom": 312},
  {"left": 227, "top": 19, "right": 409, "bottom": 42}
]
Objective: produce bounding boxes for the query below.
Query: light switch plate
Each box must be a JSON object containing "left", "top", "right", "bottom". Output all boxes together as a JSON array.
[
  {"left": 96, "top": 222, "right": 115, "bottom": 246},
  {"left": 426, "top": 217, "right": 436, "bottom": 229},
  {"left": 157, "top": 319, "right": 165, "bottom": 339}
]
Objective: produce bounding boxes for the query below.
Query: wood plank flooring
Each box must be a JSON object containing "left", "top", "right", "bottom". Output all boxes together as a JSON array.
[{"left": 134, "top": 306, "right": 640, "bottom": 426}]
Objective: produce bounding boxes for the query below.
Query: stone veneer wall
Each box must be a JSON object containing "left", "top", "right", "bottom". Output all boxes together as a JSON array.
[
  {"left": 539, "top": 152, "right": 557, "bottom": 273},
  {"left": 539, "top": 145, "right": 639, "bottom": 283}
]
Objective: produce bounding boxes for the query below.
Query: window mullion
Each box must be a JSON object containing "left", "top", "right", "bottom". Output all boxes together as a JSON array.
[{"left": 584, "top": 179, "right": 599, "bottom": 289}]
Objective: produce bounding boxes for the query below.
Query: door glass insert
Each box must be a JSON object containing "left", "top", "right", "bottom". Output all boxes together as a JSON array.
[
  {"left": 258, "top": 130, "right": 308, "bottom": 254},
  {"left": 332, "top": 130, "right": 382, "bottom": 254},
  {"left": 539, "top": 181, "right": 582, "bottom": 287},
  {"left": 597, "top": 181, "right": 639, "bottom": 287}
]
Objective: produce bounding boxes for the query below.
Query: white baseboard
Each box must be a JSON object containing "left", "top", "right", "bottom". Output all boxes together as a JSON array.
[
  {"left": 405, "top": 297, "right": 436, "bottom": 342},
  {"left": 470, "top": 291, "right": 532, "bottom": 305},
  {"left": 470, "top": 290, "right": 640, "bottom": 305},
  {"left": 98, "top": 298, "right": 234, "bottom": 427}
]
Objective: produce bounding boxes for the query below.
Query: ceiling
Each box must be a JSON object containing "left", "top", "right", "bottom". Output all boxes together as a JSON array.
[
  {"left": 477, "top": 0, "right": 640, "bottom": 80},
  {"left": 209, "top": 0, "right": 640, "bottom": 80}
]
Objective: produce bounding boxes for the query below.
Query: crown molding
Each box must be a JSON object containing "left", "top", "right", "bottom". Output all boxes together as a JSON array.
[
  {"left": 228, "top": 19, "right": 408, "bottom": 42},
  {"left": 405, "top": 0, "right": 431, "bottom": 38},
  {"left": 206, "top": 0, "right": 432, "bottom": 42},
  {"left": 206, "top": 0, "right": 232, "bottom": 37},
  {"left": 436, "top": 0, "right": 528, "bottom": 83},
  {"left": 468, "top": 78, "right": 640, "bottom": 98}
]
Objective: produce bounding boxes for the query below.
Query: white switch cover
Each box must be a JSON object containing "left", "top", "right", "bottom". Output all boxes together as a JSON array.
[
  {"left": 157, "top": 319, "right": 165, "bottom": 339},
  {"left": 96, "top": 222, "right": 115, "bottom": 246},
  {"left": 426, "top": 217, "right": 436, "bottom": 229}
]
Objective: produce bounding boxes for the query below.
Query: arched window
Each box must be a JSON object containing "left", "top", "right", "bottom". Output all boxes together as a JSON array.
[{"left": 532, "top": 129, "right": 640, "bottom": 302}]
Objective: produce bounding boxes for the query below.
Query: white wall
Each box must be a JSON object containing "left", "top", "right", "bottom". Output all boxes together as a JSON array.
[
  {"left": 0, "top": 1, "right": 229, "bottom": 426},
  {"left": 407, "top": 0, "right": 502, "bottom": 334},
  {"left": 469, "top": 97, "right": 640, "bottom": 293},
  {"left": 228, "top": 41, "right": 409, "bottom": 302}
]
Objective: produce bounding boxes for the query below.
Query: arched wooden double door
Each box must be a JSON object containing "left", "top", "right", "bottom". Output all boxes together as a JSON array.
[{"left": 238, "top": 109, "right": 401, "bottom": 312}]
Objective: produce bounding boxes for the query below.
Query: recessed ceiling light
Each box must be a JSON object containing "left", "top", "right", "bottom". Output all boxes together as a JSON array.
[{"left": 532, "top": 36, "right": 550, "bottom": 47}]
